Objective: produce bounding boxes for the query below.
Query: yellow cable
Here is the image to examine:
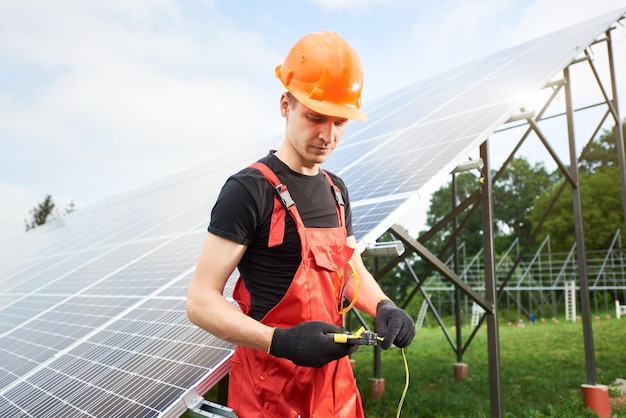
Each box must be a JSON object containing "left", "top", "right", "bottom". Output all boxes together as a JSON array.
[
  {"left": 337, "top": 260, "right": 359, "bottom": 315},
  {"left": 396, "top": 347, "right": 409, "bottom": 418},
  {"left": 336, "top": 263, "right": 408, "bottom": 416}
]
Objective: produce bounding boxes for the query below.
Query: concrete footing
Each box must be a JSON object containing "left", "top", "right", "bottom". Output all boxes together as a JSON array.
[
  {"left": 453, "top": 362, "right": 468, "bottom": 381},
  {"left": 581, "top": 384, "right": 612, "bottom": 418},
  {"left": 368, "top": 378, "right": 385, "bottom": 399}
]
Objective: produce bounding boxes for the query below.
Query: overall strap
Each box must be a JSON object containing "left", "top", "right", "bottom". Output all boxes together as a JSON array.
[
  {"left": 248, "top": 162, "right": 347, "bottom": 247},
  {"left": 248, "top": 162, "right": 299, "bottom": 247},
  {"left": 320, "top": 169, "right": 346, "bottom": 228}
]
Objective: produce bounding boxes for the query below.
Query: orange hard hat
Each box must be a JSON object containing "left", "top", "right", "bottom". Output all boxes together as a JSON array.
[{"left": 275, "top": 30, "right": 367, "bottom": 122}]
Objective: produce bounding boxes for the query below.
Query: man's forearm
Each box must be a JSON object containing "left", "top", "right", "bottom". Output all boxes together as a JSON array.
[{"left": 187, "top": 290, "right": 273, "bottom": 352}]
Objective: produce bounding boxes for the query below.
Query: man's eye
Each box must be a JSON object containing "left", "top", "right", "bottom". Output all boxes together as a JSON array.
[{"left": 307, "top": 115, "right": 324, "bottom": 123}]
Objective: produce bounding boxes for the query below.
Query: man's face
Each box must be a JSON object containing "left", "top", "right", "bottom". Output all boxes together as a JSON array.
[{"left": 282, "top": 94, "right": 348, "bottom": 169}]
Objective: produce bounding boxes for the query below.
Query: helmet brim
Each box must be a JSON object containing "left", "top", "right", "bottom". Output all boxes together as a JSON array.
[{"left": 290, "top": 89, "right": 367, "bottom": 122}]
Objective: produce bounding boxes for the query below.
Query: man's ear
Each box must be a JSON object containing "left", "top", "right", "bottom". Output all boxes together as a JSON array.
[{"left": 280, "top": 93, "right": 290, "bottom": 117}]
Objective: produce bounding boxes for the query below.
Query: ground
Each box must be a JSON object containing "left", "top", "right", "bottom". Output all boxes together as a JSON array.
[
  {"left": 610, "top": 378, "right": 626, "bottom": 408},
  {"left": 611, "top": 395, "right": 626, "bottom": 407}
]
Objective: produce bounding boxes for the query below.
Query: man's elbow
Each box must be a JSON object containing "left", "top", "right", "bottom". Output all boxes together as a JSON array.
[{"left": 186, "top": 292, "right": 202, "bottom": 327}]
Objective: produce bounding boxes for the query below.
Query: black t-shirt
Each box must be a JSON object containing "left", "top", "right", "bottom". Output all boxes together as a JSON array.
[{"left": 208, "top": 151, "right": 353, "bottom": 320}]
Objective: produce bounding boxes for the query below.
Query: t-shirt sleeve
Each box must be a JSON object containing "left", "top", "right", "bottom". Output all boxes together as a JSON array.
[{"left": 208, "top": 172, "right": 265, "bottom": 245}]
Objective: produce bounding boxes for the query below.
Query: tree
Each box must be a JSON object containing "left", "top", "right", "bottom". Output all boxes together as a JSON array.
[
  {"left": 492, "top": 158, "right": 554, "bottom": 244},
  {"left": 422, "top": 156, "right": 553, "bottom": 257},
  {"left": 530, "top": 165, "right": 624, "bottom": 252},
  {"left": 579, "top": 122, "right": 624, "bottom": 173},
  {"left": 24, "top": 195, "right": 76, "bottom": 231},
  {"left": 424, "top": 171, "right": 485, "bottom": 256},
  {"left": 64, "top": 200, "right": 76, "bottom": 215},
  {"left": 530, "top": 122, "right": 626, "bottom": 252}
]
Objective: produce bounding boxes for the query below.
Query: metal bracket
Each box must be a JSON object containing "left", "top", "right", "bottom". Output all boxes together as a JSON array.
[
  {"left": 182, "top": 390, "right": 204, "bottom": 410},
  {"left": 189, "top": 400, "right": 238, "bottom": 418}
]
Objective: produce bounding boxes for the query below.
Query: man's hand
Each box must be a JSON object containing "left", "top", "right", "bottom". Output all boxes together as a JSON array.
[
  {"left": 269, "top": 321, "right": 358, "bottom": 368},
  {"left": 375, "top": 299, "right": 415, "bottom": 349}
]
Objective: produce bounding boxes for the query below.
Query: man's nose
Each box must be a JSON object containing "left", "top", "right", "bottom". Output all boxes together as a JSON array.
[{"left": 320, "top": 121, "right": 336, "bottom": 144}]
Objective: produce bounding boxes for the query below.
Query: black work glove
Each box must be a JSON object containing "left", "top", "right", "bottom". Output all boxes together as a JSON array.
[
  {"left": 269, "top": 321, "right": 358, "bottom": 368},
  {"left": 375, "top": 299, "right": 415, "bottom": 349}
]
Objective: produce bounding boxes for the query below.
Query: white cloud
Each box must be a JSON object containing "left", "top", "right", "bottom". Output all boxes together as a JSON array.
[
  {"left": 308, "top": 0, "right": 396, "bottom": 11},
  {"left": 1, "top": 0, "right": 625, "bottom": 242},
  {"left": 405, "top": 1, "right": 519, "bottom": 74},
  {"left": 0, "top": 0, "right": 285, "bottom": 239},
  {"left": 0, "top": 182, "right": 40, "bottom": 241},
  {"left": 504, "top": 0, "right": 626, "bottom": 46}
]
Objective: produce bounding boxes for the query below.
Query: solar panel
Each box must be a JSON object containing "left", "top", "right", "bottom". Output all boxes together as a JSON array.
[
  {"left": 0, "top": 146, "right": 266, "bottom": 417},
  {"left": 1, "top": 8, "right": 624, "bottom": 417},
  {"left": 326, "top": 7, "right": 626, "bottom": 247}
]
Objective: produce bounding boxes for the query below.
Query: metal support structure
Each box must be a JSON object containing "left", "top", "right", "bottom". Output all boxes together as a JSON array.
[
  {"left": 526, "top": 116, "right": 577, "bottom": 186},
  {"left": 564, "top": 65, "right": 598, "bottom": 385},
  {"left": 348, "top": 18, "right": 626, "bottom": 418},
  {"left": 363, "top": 241, "right": 405, "bottom": 258},
  {"left": 371, "top": 257, "right": 384, "bottom": 398},
  {"left": 480, "top": 141, "right": 503, "bottom": 418},
  {"left": 448, "top": 158, "right": 485, "bottom": 367},
  {"left": 217, "top": 375, "right": 229, "bottom": 407},
  {"left": 188, "top": 400, "right": 238, "bottom": 418},
  {"left": 390, "top": 225, "right": 492, "bottom": 313},
  {"left": 452, "top": 172, "right": 463, "bottom": 364},
  {"left": 606, "top": 28, "right": 626, "bottom": 233}
]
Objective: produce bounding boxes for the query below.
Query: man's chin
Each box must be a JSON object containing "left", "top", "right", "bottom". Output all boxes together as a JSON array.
[{"left": 312, "top": 151, "right": 332, "bottom": 162}]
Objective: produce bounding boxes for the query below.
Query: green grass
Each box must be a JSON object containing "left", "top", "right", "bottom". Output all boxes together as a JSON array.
[{"left": 352, "top": 316, "right": 626, "bottom": 417}]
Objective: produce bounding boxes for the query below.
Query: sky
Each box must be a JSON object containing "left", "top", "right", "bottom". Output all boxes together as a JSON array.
[{"left": 1, "top": 0, "right": 626, "bottom": 242}]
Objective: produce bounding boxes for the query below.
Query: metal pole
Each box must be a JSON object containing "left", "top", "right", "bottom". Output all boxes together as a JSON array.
[
  {"left": 452, "top": 173, "right": 463, "bottom": 363},
  {"left": 480, "top": 141, "right": 503, "bottom": 417},
  {"left": 606, "top": 29, "right": 626, "bottom": 233},
  {"left": 371, "top": 257, "right": 384, "bottom": 398},
  {"left": 564, "top": 65, "right": 597, "bottom": 384}
]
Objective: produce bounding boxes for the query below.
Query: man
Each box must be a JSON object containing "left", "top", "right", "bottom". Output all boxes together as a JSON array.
[{"left": 187, "top": 30, "right": 415, "bottom": 417}]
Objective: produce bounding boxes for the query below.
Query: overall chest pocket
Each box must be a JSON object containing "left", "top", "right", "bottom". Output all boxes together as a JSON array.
[
  {"left": 309, "top": 245, "right": 358, "bottom": 314},
  {"left": 309, "top": 245, "right": 353, "bottom": 272}
]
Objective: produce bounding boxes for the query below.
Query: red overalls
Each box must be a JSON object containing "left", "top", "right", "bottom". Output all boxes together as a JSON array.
[{"left": 228, "top": 162, "right": 364, "bottom": 418}]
